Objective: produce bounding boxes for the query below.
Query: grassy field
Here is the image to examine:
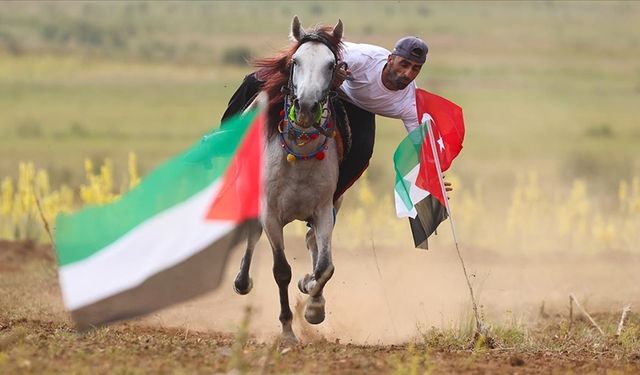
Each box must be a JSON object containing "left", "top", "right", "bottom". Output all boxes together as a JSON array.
[
  {"left": 1, "top": 3, "right": 640, "bottom": 372},
  {"left": 1, "top": 1, "right": 639, "bottom": 251},
  {"left": 1, "top": 1, "right": 639, "bottom": 189}
]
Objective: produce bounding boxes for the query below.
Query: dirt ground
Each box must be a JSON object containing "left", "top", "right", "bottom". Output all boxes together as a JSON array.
[
  {"left": 1, "top": 239, "right": 640, "bottom": 374},
  {"left": 155, "top": 237, "right": 640, "bottom": 345}
]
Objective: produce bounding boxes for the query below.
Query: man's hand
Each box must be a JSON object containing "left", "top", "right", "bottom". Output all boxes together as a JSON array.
[
  {"left": 444, "top": 181, "right": 453, "bottom": 192},
  {"left": 332, "top": 64, "right": 351, "bottom": 89},
  {"left": 443, "top": 175, "right": 453, "bottom": 195}
]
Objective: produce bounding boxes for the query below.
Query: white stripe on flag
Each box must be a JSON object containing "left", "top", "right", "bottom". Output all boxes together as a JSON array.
[
  {"left": 59, "top": 181, "right": 235, "bottom": 310},
  {"left": 395, "top": 164, "right": 430, "bottom": 219}
]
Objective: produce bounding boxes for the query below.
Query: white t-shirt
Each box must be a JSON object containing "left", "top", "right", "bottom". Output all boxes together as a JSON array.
[{"left": 339, "top": 42, "right": 419, "bottom": 133}]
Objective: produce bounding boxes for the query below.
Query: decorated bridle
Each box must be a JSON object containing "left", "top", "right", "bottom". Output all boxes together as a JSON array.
[{"left": 278, "top": 34, "right": 345, "bottom": 162}]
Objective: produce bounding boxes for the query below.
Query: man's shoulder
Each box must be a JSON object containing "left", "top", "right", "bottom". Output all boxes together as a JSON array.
[{"left": 343, "top": 41, "right": 390, "bottom": 60}]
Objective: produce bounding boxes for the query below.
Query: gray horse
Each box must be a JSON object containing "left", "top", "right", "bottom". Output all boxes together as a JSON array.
[{"left": 233, "top": 16, "right": 345, "bottom": 345}]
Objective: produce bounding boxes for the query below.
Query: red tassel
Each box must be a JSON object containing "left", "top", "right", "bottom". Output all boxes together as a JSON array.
[
  {"left": 311, "top": 133, "right": 318, "bottom": 140},
  {"left": 280, "top": 110, "right": 285, "bottom": 117},
  {"left": 315, "top": 151, "right": 325, "bottom": 160}
]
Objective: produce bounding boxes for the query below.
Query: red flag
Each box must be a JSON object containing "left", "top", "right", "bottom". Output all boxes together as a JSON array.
[
  {"left": 415, "top": 89, "right": 465, "bottom": 205},
  {"left": 206, "top": 111, "right": 264, "bottom": 221}
]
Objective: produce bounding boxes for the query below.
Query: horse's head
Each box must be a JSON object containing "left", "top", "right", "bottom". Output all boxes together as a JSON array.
[{"left": 288, "top": 16, "right": 343, "bottom": 129}]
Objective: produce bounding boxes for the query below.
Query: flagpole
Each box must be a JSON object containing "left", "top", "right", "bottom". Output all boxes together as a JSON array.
[{"left": 423, "top": 114, "right": 485, "bottom": 335}]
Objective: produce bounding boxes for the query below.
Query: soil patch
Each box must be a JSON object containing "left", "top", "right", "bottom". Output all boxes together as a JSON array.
[
  {"left": 2, "top": 240, "right": 640, "bottom": 373},
  {"left": 0, "top": 240, "right": 55, "bottom": 272}
]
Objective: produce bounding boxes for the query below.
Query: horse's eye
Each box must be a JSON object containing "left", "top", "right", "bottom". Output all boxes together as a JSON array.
[{"left": 328, "top": 64, "right": 335, "bottom": 71}]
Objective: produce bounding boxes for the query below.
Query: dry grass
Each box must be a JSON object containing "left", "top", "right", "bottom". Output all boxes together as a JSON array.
[
  {"left": 2, "top": 159, "right": 639, "bottom": 256},
  {"left": 1, "top": 311, "right": 639, "bottom": 374}
]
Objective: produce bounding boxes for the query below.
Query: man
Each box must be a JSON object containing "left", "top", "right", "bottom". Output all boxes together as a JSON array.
[
  {"left": 221, "top": 36, "right": 430, "bottom": 200},
  {"left": 331, "top": 36, "right": 427, "bottom": 199}
]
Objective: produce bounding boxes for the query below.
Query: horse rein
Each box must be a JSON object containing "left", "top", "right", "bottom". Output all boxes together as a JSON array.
[{"left": 278, "top": 93, "right": 335, "bottom": 162}]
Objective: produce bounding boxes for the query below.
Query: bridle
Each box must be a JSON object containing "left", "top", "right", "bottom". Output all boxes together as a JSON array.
[{"left": 278, "top": 34, "right": 345, "bottom": 162}]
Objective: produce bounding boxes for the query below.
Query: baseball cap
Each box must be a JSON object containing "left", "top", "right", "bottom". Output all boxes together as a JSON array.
[{"left": 392, "top": 36, "right": 428, "bottom": 64}]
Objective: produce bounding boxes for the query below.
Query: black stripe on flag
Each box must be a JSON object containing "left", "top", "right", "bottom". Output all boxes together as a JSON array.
[
  {"left": 408, "top": 195, "right": 448, "bottom": 250},
  {"left": 71, "top": 220, "right": 261, "bottom": 331}
]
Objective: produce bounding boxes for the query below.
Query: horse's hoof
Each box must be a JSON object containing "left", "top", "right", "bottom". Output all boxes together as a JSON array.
[
  {"left": 233, "top": 276, "right": 253, "bottom": 295},
  {"left": 279, "top": 332, "right": 299, "bottom": 348},
  {"left": 304, "top": 296, "right": 326, "bottom": 325},
  {"left": 297, "top": 274, "right": 312, "bottom": 294}
]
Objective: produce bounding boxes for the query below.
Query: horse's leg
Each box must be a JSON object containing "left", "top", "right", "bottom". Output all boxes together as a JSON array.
[
  {"left": 299, "top": 196, "right": 342, "bottom": 294},
  {"left": 263, "top": 217, "right": 297, "bottom": 345},
  {"left": 233, "top": 224, "right": 262, "bottom": 295},
  {"left": 333, "top": 195, "right": 343, "bottom": 215},
  {"left": 297, "top": 226, "right": 318, "bottom": 295},
  {"left": 303, "top": 204, "right": 335, "bottom": 324}
]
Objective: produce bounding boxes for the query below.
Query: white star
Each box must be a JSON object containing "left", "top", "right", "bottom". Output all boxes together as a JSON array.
[{"left": 437, "top": 136, "right": 445, "bottom": 152}]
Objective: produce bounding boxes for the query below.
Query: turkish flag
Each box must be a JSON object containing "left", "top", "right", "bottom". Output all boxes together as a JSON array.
[{"left": 415, "top": 89, "right": 465, "bottom": 205}]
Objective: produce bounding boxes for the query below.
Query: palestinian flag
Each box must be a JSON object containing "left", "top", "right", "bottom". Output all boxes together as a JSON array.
[
  {"left": 54, "top": 108, "right": 265, "bottom": 330},
  {"left": 394, "top": 89, "right": 464, "bottom": 249}
]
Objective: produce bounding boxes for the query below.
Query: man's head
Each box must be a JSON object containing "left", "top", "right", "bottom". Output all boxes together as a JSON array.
[
  {"left": 392, "top": 36, "right": 428, "bottom": 64},
  {"left": 382, "top": 36, "right": 428, "bottom": 90}
]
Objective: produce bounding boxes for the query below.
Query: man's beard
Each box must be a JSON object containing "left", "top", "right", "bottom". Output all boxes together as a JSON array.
[
  {"left": 382, "top": 64, "right": 413, "bottom": 90},
  {"left": 390, "top": 71, "right": 411, "bottom": 89},
  {"left": 395, "top": 79, "right": 411, "bottom": 89}
]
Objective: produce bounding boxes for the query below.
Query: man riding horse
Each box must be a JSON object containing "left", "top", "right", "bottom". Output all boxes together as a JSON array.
[
  {"left": 223, "top": 16, "right": 436, "bottom": 345},
  {"left": 221, "top": 22, "right": 429, "bottom": 202}
]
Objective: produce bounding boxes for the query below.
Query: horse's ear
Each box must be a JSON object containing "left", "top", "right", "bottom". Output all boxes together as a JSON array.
[
  {"left": 333, "top": 19, "right": 343, "bottom": 41},
  {"left": 290, "top": 15, "right": 306, "bottom": 42}
]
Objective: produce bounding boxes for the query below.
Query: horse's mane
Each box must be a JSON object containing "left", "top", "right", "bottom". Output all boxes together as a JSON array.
[{"left": 253, "top": 25, "right": 343, "bottom": 138}]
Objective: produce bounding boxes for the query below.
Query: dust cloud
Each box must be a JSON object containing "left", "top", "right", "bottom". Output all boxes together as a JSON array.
[{"left": 148, "top": 236, "right": 640, "bottom": 345}]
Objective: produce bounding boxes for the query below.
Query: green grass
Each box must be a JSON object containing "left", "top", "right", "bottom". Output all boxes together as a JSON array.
[
  {"left": 0, "top": 55, "right": 247, "bottom": 185},
  {"left": 1, "top": 1, "right": 639, "bottom": 193}
]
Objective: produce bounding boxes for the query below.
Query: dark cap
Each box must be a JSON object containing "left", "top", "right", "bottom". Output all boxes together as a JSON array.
[{"left": 392, "top": 36, "right": 428, "bottom": 64}]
